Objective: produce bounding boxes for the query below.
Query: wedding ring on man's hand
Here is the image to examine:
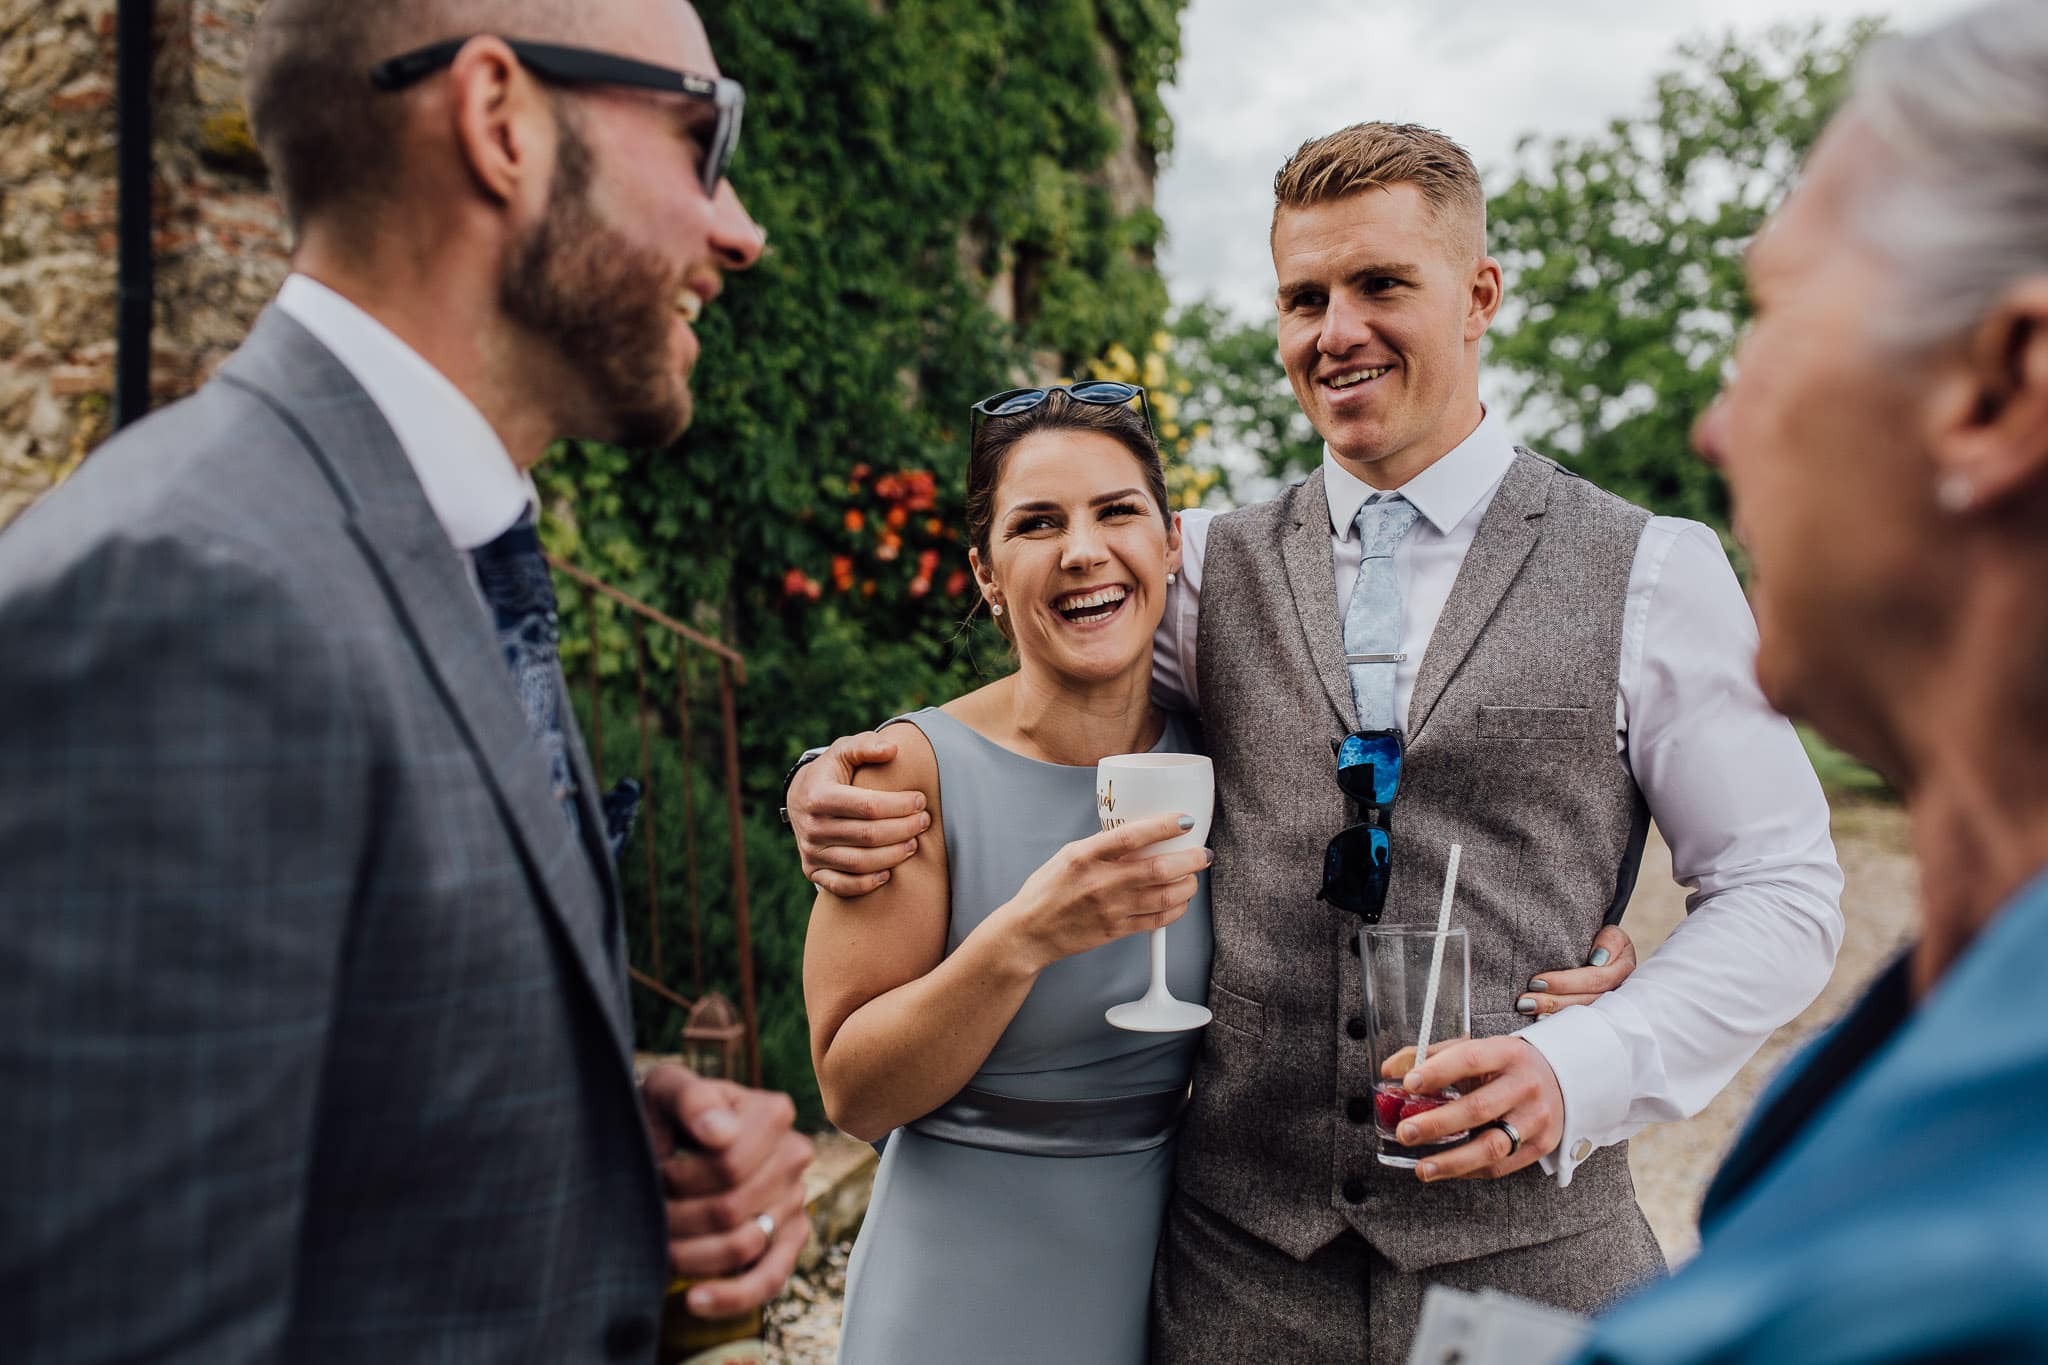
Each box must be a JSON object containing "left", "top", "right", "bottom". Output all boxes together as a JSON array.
[
  {"left": 1485, "top": 1118, "right": 1523, "bottom": 1158},
  {"left": 754, "top": 1212, "right": 777, "bottom": 1244}
]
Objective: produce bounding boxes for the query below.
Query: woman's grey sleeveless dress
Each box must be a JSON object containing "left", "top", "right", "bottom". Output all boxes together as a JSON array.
[{"left": 834, "top": 707, "right": 1212, "bottom": 1365}]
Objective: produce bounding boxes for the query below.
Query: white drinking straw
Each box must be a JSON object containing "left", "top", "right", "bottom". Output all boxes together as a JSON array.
[{"left": 1411, "top": 843, "right": 1463, "bottom": 1070}]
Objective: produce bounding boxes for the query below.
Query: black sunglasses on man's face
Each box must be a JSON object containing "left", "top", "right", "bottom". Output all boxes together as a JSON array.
[{"left": 369, "top": 37, "right": 744, "bottom": 196}]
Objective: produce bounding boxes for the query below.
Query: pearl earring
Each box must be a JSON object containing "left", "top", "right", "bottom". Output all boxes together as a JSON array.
[
  {"left": 1936, "top": 473, "right": 1974, "bottom": 514},
  {"left": 1166, "top": 571, "right": 1177, "bottom": 585},
  {"left": 990, "top": 602, "right": 1004, "bottom": 618}
]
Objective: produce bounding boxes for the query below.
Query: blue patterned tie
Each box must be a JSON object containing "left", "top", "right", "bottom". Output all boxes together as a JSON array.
[
  {"left": 1343, "top": 494, "right": 1420, "bottom": 731},
  {"left": 470, "top": 517, "right": 582, "bottom": 834}
]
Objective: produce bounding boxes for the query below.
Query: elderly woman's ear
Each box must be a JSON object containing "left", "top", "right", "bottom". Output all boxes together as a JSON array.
[{"left": 1928, "top": 279, "right": 2048, "bottom": 514}]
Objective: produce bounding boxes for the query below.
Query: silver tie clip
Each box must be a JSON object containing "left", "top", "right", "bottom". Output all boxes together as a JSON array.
[{"left": 1344, "top": 653, "right": 1408, "bottom": 664}]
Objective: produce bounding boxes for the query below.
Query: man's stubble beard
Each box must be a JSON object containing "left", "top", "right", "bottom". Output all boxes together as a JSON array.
[{"left": 500, "top": 108, "right": 693, "bottom": 449}]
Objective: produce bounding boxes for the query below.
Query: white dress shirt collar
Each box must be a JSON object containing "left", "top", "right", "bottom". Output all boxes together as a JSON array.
[
  {"left": 1323, "top": 404, "right": 1518, "bottom": 541},
  {"left": 274, "top": 273, "right": 535, "bottom": 552}
]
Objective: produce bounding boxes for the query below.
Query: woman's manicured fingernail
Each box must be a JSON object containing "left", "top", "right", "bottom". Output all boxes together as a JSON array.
[
  {"left": 1516, "top": 995, "right": 1538, "bottom": 1014},
  {"left": 1177, "top": 815, "right": 1195, "bottom": 830},
  {"left": 1528, "top": 978, "right": 1549, "bottom": 993},
  {"left": 1589, "top": 948, "right": 1612, "bottom": 967},
  {"left": 1419, "top": 1162, "right": 1438, "bottom": 1181}
]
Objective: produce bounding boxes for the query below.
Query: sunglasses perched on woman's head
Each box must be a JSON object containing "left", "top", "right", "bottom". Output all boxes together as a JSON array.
[
  {"left": 369, "top": 38, "right": 745, "bottom": 197},
  {"left": 1317, "top": 728, "right": 1403, "bottom": 921},
  {"left": 969, "top": 381, "right": 1155, "bottom": 443}
]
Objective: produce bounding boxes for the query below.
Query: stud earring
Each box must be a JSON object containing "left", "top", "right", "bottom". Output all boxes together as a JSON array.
[
  {"left": 990, "top": 602, "right": 1004, "bottom": 618},
  {"left": 1936, "top": 473, "right": 1974, "bottom": 514},
  {"left": 1166, "top": 571, "right": 1177, "bottom": 586}
]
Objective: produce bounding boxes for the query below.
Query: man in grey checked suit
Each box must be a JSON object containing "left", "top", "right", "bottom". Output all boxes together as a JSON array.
[
  {"left": 0, "top": 2, "right": 810, "bottom": 1360},
  {"left": 790, "top": 123, "right": 1844, "bottom": 1360}
]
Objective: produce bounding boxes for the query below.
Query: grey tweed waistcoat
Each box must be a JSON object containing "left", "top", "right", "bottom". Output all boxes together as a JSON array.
[{"left": 1178, "top": 449, "right": 1652, "bottom": 1272}]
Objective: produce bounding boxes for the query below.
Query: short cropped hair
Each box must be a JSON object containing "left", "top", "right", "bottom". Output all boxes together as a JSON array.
[
  {"left": 1851, "top": 0, "right": 2048, "bottom": 350},
  {"left": 1271, "top": 122, "right": 1487, "bottom": 260},
  {"left": 246, "top": 0, "right": 585, "bottom": 234}
]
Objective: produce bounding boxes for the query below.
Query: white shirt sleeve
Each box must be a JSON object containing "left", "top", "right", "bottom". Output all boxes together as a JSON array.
[
  {"left": 1517, "top": 517, "right": 1846, "bottom": 1185},
  {"left": 1151, "top": 508, "right": 1214, "bottom": 713}
]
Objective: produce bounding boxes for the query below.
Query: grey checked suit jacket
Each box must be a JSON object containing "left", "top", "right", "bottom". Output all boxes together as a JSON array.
[{"left": 0, "top": 310, "right": 670, "bottom": 1363}]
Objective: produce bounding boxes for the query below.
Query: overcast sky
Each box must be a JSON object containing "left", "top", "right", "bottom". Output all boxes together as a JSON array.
[{"left": 1156, "top": 0, "right": 1979, "bottom": 323}]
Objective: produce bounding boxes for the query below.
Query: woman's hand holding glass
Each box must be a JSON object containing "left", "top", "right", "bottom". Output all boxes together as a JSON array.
[{"left": 992, "top": 813, "right": 1212, "bottom": 973}]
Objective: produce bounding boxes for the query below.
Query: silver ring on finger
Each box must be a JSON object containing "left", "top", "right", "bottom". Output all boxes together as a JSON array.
[
  {"left": 754, "top": 1211, "right": 777, "bottom": 1244},
  {"left": 1485, "top": 1117, "right": 1522, "bottom": 1158}
]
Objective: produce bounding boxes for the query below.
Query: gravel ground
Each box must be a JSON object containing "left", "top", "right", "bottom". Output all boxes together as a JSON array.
[{"left": 766, "top": 801, "right": 1920, "bottom": 1359}]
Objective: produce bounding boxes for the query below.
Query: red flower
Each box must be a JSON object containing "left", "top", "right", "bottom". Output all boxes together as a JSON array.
[
  {"left": 831, "top": 554, "right": 856, "bottom": 589},
  {"left": 945, "top": 569, "right": 970, "bottom": 597},
  {"left": 850, "top": 462, "right": 872, "bottom": 484},
  {"left": 781, "top": 567, "right": 812, "bottom": 599},
  {"left": 909, "top": 576, "right": 931, "bottom": 598},
  {"left": 917, "top": 548, "right": 941, "bottom": 576},
  {"left": 876, "top": 534, "right": 902, "bottom": 562},
  {"left": 903, "top": 470, "right": 938, "bottom": 512},
  {"left": 843, "top": 508, "right": 865, "bottom": 533},
  {"left": 875, "top": 474, "right": 905, "bottom": 503}
]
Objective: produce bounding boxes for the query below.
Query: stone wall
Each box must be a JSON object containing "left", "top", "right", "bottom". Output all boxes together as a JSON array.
[{"left": 0, "top": 0, "right": 285, "bottom": 530}]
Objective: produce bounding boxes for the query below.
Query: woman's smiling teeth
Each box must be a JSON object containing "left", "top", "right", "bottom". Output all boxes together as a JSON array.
[
  {"left": 1054, "top": 585, "right": 1129, "bottom": 624},
  {"left": 1326, "top": 365, "right": 1390, "bottom": 389}
]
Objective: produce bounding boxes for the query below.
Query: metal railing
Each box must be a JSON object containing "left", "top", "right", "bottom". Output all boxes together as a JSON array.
[{"left": 547, "top": 555, "right": 760, "bottom": 1086}]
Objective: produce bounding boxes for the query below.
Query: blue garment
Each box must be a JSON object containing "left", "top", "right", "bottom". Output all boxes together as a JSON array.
[
  {"left": 1342, "top": 493, "right": 1419, "bottom": 730},
  {"left": 470, "top": 517, "right": 582, "bottom": 833},
  {"left": 1576, "top": 867, "right": 2048, "bottom": 1363}
]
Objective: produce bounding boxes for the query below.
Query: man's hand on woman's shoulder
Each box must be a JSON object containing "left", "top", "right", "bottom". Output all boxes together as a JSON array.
[{"left": 788, "top": 731, "right": 930, "bottom": 897}]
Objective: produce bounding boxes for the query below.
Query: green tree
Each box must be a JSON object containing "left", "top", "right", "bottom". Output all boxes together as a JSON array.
[
  {"left": 1486, "top": 19, "right": 1886, "bottom": 531},
  {"left": 1167, "top": 300, "right": 1321, "bottom": 498},
  {"left": 536, "top": 0, "right": 1187, "bottom": 1125}
]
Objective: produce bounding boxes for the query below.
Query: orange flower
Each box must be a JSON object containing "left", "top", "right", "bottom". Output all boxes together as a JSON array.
[
  {"left": 876, "top": 534, "right": 902, "bottom": 562},
  {"left": 874, "top": 474, "right": 905, "bottom": 503},
  {"left": 850, "top": 462, "right": 872, "bottom": 483},
  {"left": 917, "top": 548, "right": 941, "bottom": 576},
  {"left": 904, "top": 470, "right": 938, "bottom": 511},
  {"left": 831, "top": 554, "right": 855, "bottom": 588},
  {"left": 885, "top": 505, "right": 909, "bottom": 530},
  {"left": 909, "top": 576, "right": 931, "bottom": 598},
  {"left": 861, "top": 580, "right": 878, "bottom": 597},
  {"left": 843, "top": 508, "right": 865, "bottom": 533},
  {"left": 781, "top": 568, "right": 812, "bottom": 599},
  {"left": 925, "top": 518, "right": 945, "bottom": 537}
]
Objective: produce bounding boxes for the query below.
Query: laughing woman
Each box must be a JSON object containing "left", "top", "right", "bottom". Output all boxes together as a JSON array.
[{"left": 803, "top": 387, "right": 1212, "bottom": 1365}]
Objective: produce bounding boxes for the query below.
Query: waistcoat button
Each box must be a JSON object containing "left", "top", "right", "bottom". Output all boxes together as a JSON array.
[
  {"left": 1341, "top": 1177, "right": 1367, "bottom": 1204},
  {"left": 1346, "top": 1015, "right": 1367, "bottom": 1040},
  {"left": 1346, "top": 1096, "right": 1370, "bottom": 1124}
]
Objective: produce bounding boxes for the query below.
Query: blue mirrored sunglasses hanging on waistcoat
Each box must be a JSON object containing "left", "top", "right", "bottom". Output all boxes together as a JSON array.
[{"left": 1317, "top": 728, "right": 1403, "bottom": 921}]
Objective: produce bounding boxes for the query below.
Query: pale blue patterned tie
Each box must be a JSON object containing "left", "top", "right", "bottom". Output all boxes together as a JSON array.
[{"left": 1343, "top": 494, "right": 1420, "bottom": 730}]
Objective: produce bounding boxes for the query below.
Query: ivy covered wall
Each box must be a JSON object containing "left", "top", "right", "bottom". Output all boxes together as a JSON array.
[{"left": 541, "top": 0, "right": 1188, "bottom": 1123}]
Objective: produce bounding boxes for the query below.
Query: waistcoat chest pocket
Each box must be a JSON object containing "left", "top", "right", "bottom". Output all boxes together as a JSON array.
[{"left": 1477, "top": 704, "right": 1595, "bottom": 740}]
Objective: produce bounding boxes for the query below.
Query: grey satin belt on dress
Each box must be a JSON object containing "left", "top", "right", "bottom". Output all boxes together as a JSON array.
[{"left": 908, "top": 1084, "right": 1190, "bottom": 1157}]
